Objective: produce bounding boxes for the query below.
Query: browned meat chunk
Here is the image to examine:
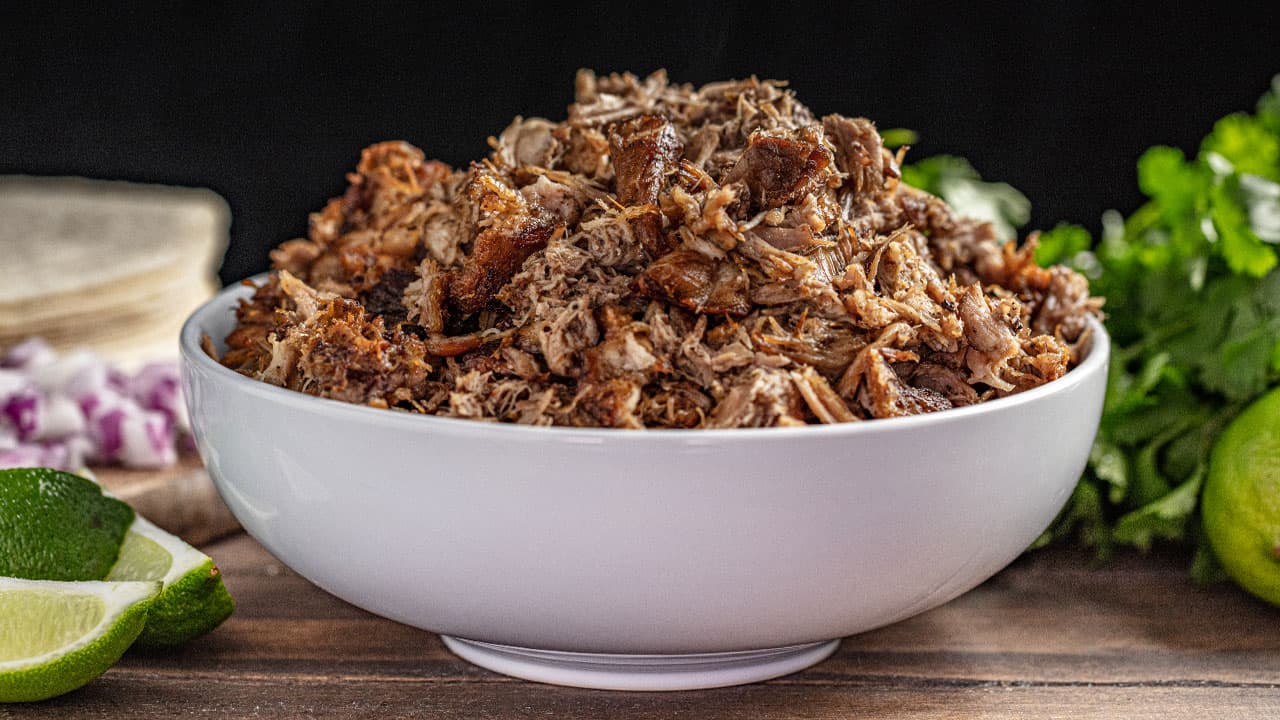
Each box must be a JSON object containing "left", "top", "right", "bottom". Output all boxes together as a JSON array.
[
  {"left": 609, "top": 115, "right": 683, "bottom": 206},
  {"left": 909, "top": 362, "right": 980, "bottom": 407},
  {"left": 423, "top": 328, "right": 516, "bottom": 358},
  {"left": 241, "top": 272, "right": 432, "bottom": 407},
  {"left": 447, "top": 166, "right": 560, "bottom": 315},
  {"left": 635, "top": 249, "right": 751, "bottom": 317},
  {"left": 447, "top": 219, "right": 557, "bottom": 315},
  {"left": 608, "top": 115, "right": 683, "bottom": 256},
  {"left": 582, "top": 305, "right": 662, "bottom": 384},
  {"left": 402, "top": 258, "right": 447, "bottom": 334},
  {"left": 859, "top": 349, "right": 953, "bottom": 417},
  {"left": 723, "top": 127, "right": 835, "bottom": 209},
  {"left": 221, "top": 278, "right": 285, "bottom": 373},
  {"left": 822, "top": 115, "right": 896, "bottom": 195},
  {"left": 270, "top": 238, "right": 323, "bottom": 276},
  {"left": 569, "top": 378, "right": 644, "bottom": 428}
]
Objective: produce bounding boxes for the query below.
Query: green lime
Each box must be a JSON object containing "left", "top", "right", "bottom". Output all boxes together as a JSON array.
[
  {"left": 106, "top": 516, "right": 234, "bottom": 647},
  {"left": 1204, "top": 387, "right": 1280, "bottom": 606},
  {"left": 0, "top": 577, "right": 160, "bottom": 703},
  {"left": 0, "top": 468, "right": 134, "bottom": 581}
]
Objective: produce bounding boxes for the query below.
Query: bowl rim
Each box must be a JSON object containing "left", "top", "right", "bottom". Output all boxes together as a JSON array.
[{"left": 181, "top": 275, "right": 1109, "bottom": 442}]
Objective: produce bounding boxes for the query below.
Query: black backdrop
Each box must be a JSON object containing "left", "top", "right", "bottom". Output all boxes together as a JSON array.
[{"left": 3, "top": 3, "right": 1278, "bottom": 284}]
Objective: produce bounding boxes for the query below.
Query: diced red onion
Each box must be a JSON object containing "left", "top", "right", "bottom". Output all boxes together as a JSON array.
[
  {"left": 0, "top": 445, "right": 43, "bottom": 469},
  {"left": 37, "top": 441, "right": 70, "bottom": 470},
  {"left": 34, "top": 395, "right": 85, "bottom": 441},
  {"left": 118, "top": 409, "right": 176, "bottom": 469},
  {"left": 63, "top": 437, "right": 92, "bottom": 471},
  {"left": 0, "top": 341, "right": 187, "bottom": 472},
  {"left": 0, "top": 369, "right": 29, "bottom": 402},
  {"left": 130, "top": 362, "right": 189, "bottom": 433},
  {"left": 2, "top": 390, "right": 40, "bottom": 441},
  {"left": 0, "top": 338, "right": 55, "bottom": 370},
  {"left": 92, "top": 407, "right": 126, "bottom": 462},
  {"left": 63, "top": 354, "right": 111, "bottom": 400}
]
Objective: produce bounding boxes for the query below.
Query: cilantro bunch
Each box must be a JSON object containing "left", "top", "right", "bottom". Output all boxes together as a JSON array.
[
  {"left": 903, "top": 76, "right": 1280, "bottom": 576},
  {"left": 1038, "top": 76, "right": 1280, "bottom": 577}
]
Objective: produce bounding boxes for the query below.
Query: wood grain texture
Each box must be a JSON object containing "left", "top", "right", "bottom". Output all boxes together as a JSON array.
[
  {"left": 94, "top": 453, "right": 240, "bottom": 545},
  {"left": 12, "top": 534, "right": 1280, "bottom": 719}
]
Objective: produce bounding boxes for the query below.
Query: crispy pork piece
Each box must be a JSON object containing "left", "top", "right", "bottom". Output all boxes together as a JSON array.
[
  {"left": 722, "top": 127, "right": 836, "bottom": 210},
  {"left": 909, "top": 362, "right": 981, "bottom": 407},
  {"left": 582, "top": 305, "right": 662, "bottom": 384},
  {"left": 448, "top": 165, "right": 560, "bottom": 315},
  {"left": 569, "top": 378, "right": 645, "bottom": 428},
  {"left": 822, "top": 115, "right": 897, "bottom": 195},
  {"left": 609, "top": 115, "right": 683, "bottom": 207},
  {"left": 447, "top": 216, "right": 558, "bottom": 316},
  {"left": 635, "top": 249, "right": 751, "bottom": 317},
  {"left": 858, "top": 348, "right": 953, "bottom": 418},
  {"left": 608, "top": 114, "right": 683, "bottom": 256},
  {"left": 222, "top": 70, "right": 1100, "bottom": 428},
  {"left": 981, "top": 235, "right": 1101, "bottom": 346},
  {"left": 708, "top": 366, "right": 806, "bottom": 428},
  {"left": 249, "top": 272, "right": 432, "bottom": 407},
  {"left": 221, "top": 277, "right": 285, "bottom": 373},
  {"left": 402, "top": 258, "right": 447, "bottom": 334}
]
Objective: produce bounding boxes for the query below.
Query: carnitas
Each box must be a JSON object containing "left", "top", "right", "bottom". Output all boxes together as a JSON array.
[{"left": 218, "top": 70, "right": 1102, "bottom": 428}]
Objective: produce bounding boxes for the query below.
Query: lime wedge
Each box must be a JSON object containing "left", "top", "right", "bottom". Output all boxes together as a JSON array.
[
  {"left": 106, "top": 516, "right": 234, "bottom": 647},
  {"left": 0, "top": 468, "right": 134, "bottom": 581},
  {"left": 0, "top": 577, "right": 160, "bottom": 703}
]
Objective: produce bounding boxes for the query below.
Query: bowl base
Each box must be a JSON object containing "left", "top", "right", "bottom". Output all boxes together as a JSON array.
[{"left": 440, "top": 636, "right": 840, "bottom": 691}]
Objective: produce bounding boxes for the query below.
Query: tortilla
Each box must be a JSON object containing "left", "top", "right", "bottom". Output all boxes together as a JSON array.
[{"left": 0, "top": 176, "right": 229, "bottom": 364}]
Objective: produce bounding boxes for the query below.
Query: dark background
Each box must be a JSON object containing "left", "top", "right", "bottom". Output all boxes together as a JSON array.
[{"left": 2, "top": 3, "right": 1278, "bottom": 284}]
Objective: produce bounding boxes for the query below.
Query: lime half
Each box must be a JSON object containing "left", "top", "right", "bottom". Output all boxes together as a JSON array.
[
  {"left": 0, "top": 468, "right": 134, "bottom": 581},
  {"left": 0, "top": 577, "right": 160, "bottom": 703},
  {"left": 106, "top": 516, "right": 234, "bottom": 647}
]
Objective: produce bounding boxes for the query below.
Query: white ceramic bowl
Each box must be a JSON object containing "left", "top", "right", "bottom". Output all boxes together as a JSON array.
[{"left": 181, "top": 278, "right": 1109, "bottom": 691}]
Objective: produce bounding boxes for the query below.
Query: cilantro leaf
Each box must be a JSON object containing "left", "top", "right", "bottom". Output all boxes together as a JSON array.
[
  {"left": 1112, "top": 468, "right": 1203, "bottom": 551},
  {"left": 1238, "top": 174, "right": 1280, "bottom": 243},
  {"left": 1138, "top": 146, "right": 1204, "bottom": 222},
  {"left": 1258, "top": 75, "right": 1280, "bottom": 135},
  {"left": 1089, "top": 438, "right": 1130, "bottom": 503},
  {"left": 1202, "top": 113, "right": 1280, "bottom": 181},
  {"left": 1212, "top": 177, "right": 1278, "bottom": 277},
  {"left": 901, "top": 155, "right": 1030, "bottom": 241},
  {"left": 1190, "top": 537, "right": 1229, "bottom": 584},
  {"left": 1034, "top": 223, "right": 1091, "bottom": 266},
  {"left": 879, "top": 128, "right": 918, "bottom": 149},
  {"left": 1039, "top": 479, "right": 1111, "bottom": 556}
]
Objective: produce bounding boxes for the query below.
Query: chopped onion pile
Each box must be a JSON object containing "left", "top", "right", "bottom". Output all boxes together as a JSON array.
[{"left": 0, "top": 338, "right": 188, "bottom": 471}]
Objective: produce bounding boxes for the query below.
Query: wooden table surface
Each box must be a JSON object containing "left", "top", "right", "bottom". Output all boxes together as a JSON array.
[{"left": 18, "top": 533, "right": 1280, "bottom": 719}]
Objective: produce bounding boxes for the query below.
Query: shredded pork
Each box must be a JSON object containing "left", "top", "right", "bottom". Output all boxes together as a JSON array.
[{"left": 219, "top": 70, "right": 1102, "bottom": 428}]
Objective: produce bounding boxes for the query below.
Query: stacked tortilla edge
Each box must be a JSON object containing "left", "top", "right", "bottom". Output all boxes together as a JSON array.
[{"left": 0, "top": 175, "right": 230, "bottom": 366}]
